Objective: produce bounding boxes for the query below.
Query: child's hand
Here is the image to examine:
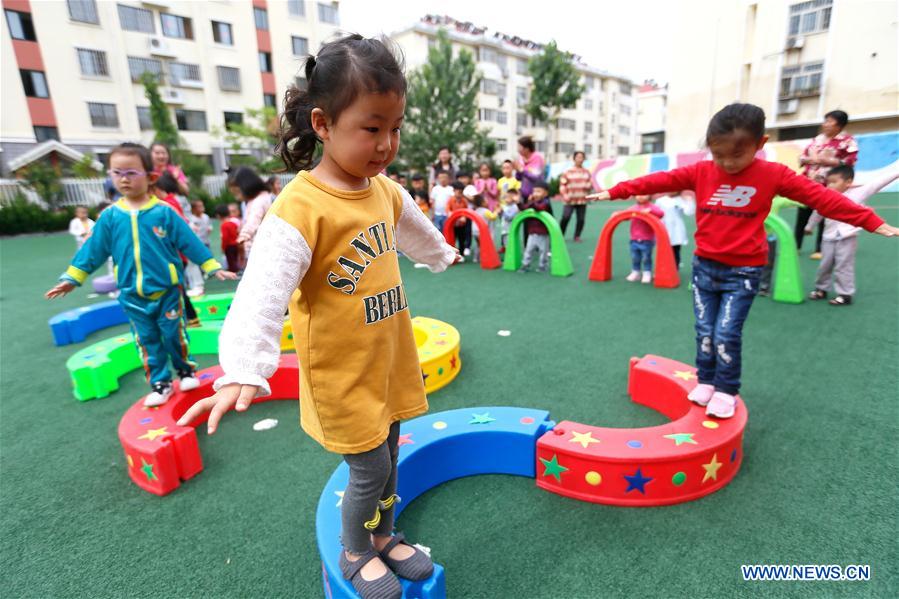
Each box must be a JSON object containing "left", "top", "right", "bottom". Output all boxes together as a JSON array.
[
  {"left": 874, "top": 223, "right": 899, "bottom": 237},
  {"left": 586, "top": 191, "right": 611, "bottom": 201},
  {"left": 803, "top": 227, "right": 813, "bottom": 235},
  {"left": 176, "top": 383, "right": 260, "bottom": 434},
  {"left": 45, "top": 281, "right": 76, "bottom": 299},
  {"left": 214, "top": 270, "right": 239, "bottom": 281},
  {"left": 452, "top": 251, "right": 464, "bottom": 265}
]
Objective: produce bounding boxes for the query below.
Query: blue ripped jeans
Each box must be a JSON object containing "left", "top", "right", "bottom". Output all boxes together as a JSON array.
[
  {"left": 691, "top": 256, "right": 761, "bottom": 395},
  {"left": 630, "top": 239, "right": 654, "bottom": 272}
]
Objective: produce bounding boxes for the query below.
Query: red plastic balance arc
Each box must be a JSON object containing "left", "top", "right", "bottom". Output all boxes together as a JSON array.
[
  {"left": 442, "top": 208, "right": 502, "bottom": 269},
  {"left": 588, "top": 210, "right": 680, "bottom": 288},
  {"left": 118, "top": 355, "right": 299, "bottom": 496},
  {"left": 535, "top": 355, "right": 747, "bottom": 506}
]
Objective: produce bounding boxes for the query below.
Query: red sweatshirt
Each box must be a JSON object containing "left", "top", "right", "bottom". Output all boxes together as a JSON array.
[
  {"left": 608, "top": 159, "right": 884, "bottom": 266},
  {"left": 220, "top": 217, "right": 240, "bottom": 250}
]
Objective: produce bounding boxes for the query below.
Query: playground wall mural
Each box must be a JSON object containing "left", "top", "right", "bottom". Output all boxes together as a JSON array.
[{"left": 548, "top": 131, "right": 899, "bottom": 193}]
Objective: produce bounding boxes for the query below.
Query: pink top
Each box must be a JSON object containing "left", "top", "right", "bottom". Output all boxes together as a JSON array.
[
  {"left": 155, "top": 163, "right": 188, "bottom": 185},
  {"left": 629, "top": 204, "right": 664, "bottom": 241},
  {"left": 520, "top": 151, "right": 545, "bottom": 178},
  {"left": 475, "top": 177, "right": 499, "bottom": 210}
]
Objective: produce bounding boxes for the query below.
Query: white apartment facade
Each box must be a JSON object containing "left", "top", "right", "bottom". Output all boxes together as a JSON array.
[
  {"left": 636, "top": 81, "right": 667, "bottom": 154},
  {"left": 666, "top": 0, "right": 899, "bottom": 153},
  {"left": 1, "top": 0, "right": 341, "bottom": 175},
  {"left": 391, "top": 15, "right": 640, "bottom": 165}
]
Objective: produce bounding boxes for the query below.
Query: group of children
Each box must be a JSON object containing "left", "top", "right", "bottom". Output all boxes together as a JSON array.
[{"left": 46, "top": 32, "right": 898, "bottom": 599}]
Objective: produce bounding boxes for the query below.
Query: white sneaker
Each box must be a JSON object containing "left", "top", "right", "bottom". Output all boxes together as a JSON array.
[
  {"left": 179, "top": 376, "right": 200, "bottom": 391},
  {"left": 463, "top": 248, "right": 471, "bottom": 257},
  {"left": 706, "top": 392, "right": 736, "bottom": 418},
  {"left": 144, "top": 383, "right": 174, "bottom": 407},
  {"left": 626, "top": 271, "right": 641, "bottom": 282},
  {"left": 186, "top": 287, "right": 204, "bottom": 297},
  {"left": 641, "top": 271, "right": 652, "bottom": 284},
  {"left": 457, "top": 255, "right": 465, "bottom": 263},
  {"left": 687, "top": 383, "right": 715, "bottom": 406}
]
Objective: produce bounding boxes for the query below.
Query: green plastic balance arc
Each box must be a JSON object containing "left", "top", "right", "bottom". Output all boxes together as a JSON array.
[
  {"left": 763, "top": 212, "right": 803, "bottom": 304},
  {"left": 189, "top": 292, "right": 235, "bottom": 320},
  {"left": 502, "top": 209, "right": 574, "bottom": 277}
]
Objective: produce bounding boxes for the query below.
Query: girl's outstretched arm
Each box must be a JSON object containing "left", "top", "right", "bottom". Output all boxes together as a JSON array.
[{"left": 394, "top": 186, "right": 458, "bottom": 272}]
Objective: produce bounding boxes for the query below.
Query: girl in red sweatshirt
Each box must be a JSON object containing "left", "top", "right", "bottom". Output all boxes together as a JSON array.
[{"left": 588, "top": 103, "right": 898, "bottom": 418}]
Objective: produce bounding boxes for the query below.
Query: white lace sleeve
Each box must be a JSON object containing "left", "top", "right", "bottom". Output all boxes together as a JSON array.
[
  {"left": 394, "top": 185, "right": 457, "bottom": 273},
  {"left": 213, "top": 214, "right": 311, "bottom": 397}
]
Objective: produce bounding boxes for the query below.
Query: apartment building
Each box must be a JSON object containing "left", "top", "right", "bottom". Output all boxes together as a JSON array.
[
  {"left": 636, "top": 81, "right": 667, "bottom": 154},
  {"left": 666, "top": 0, "right": 898, "bottom": 152},
  {"left": 1, "top": 0, "right": 341, "bottom": 175},
  {"left": 391, "top": 15, "right": 640, "bottom": 165}
]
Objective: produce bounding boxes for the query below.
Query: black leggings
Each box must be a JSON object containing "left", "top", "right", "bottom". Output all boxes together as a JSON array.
[
  {"left": 794, "top": 206, "right": 823, "bottom": 252},
  {"left": 454, "top": 222, "right": 471, "bottom": 252},
  {"left": 560, "top": 204, "right": 587, "bottom": 238}
]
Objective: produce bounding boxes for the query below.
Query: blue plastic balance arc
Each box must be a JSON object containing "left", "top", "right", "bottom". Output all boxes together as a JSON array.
[
  {"left": 49, "top": 300, "right": 128, "bottom": 346},
  {"left": 315, "top": 406, "right": 555, "bottom": 599}
]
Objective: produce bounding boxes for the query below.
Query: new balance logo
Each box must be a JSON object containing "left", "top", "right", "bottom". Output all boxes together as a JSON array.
[{"left": 707, "top": 185, "right": 756, "bottom": 208}]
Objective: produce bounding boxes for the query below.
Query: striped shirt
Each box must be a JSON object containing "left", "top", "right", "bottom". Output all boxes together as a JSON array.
[{"left": 560, "top": 166, "right": 593, "bottom": 205}]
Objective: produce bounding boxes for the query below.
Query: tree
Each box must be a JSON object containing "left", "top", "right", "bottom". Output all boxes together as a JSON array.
[
  {"left": 216, "top": 107, "right": 283, "bottom": 172},
  {"left": 21, "top": 160, "right": 64, "bottom": 209},
  {"left": 71, "top": 154, "right": 102, "bottom": 178},
  {"left": 141, "top": 72, "right": 180, "bottom": 150},
  {"left": 525, "top": 41, "right": 585, "bottom": 160},
  {"left": 399, "top": 29, "right": 495, "bottom": 173}
]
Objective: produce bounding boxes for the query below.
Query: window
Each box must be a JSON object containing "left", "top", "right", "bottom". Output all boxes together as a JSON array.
[
  {"left": 175, "top": 109, "right": 207, "bottom": 131},
  {"left": 137, "top": 106, "right": 153, "bottom": 130},
  {"left": 619, "top": 82, "right": 632, "bottom": 96},
  {"left": 584, "top": 143, "right": 593, "bottom": 155},
  {"left": 555, "top": 142, "right": 576, "bottom": 154},
  {"left": 479, "top": 108, "right": 498, "bottom": 122},
  {"left": 117, "top": 4, "right": 154, "bottom": 33},
  {"left": 617, "top": 146, "right": 630, "bottom": 155},
  {"left": 494, "top": 138, "right": 508, "bottom": 152},
  {"left": 294, "top": 76, "right": 308, "bottom": 91},
  {"left": 788, "top": 0, "right": 832, "bottom": 36},
  {"left": 584, "top": 121, "right": 593, "bottom": 134},
  {"left": 598, "top": 145, "right": 604, "bottom": 156},
  {"left": 558, "top": 118, "right": 576, "bottom": 130},
  {"left": 585, "top": 76, "right": 595, "bottom": 89},
  {"left": 481, "top": 79, "right": 500, "bottom": 95},
  {"left": 292, "top": 36, "right": 309, "bottom": 56},
  {"left": 212, "top": 21, "right": 233, "bottom": 45},
  {"left": 598, "top": 124, "right": 604, "bottom": 137},
  {"left": 20, "top": 70, "right": 49, "bottom": 98},
  {"left": 224, "top": 111, "right": 243, "bottom": 130},
  {"left": 497, "top": 111, "right": 508, "bottom": 124},
  {"left": 516, "top": 86, "right": 528, "bottom": 104},
  {"left": 161, "top": 13, "right": 192, "bottom": 39},
  {"left": 254, "top": 7, "right": 268, "bottom": 30},
  {"left": 128, "top": 56, "right": 163, "bottom": 83},
  {"left": 67, "top": 0, "right": 99, "bottom": 24},
  {"left": 536, "top": 141, "right": 547, "bottom": 153},
  {"left": 263, "top": 94, "right": 277, "bottom": 108},
  {"left": 88, "top": 102, "right": 119, "bottom": 127},
  {"left": 217, "top": 66, "right": 241, "bottom": 91},
  {"left": 317, "top": 2, "right": 339, "bottom": 24},
  {"left": 780, "top": 62, "right": 823, "bottom": 97},
  {"left": 259, "top": 52, "right": 272, "bottom": 73},
  {"left": 478, "top": 47, "right": 507, "bottom": 69},
  {"left": 619, "top": 104, "right": 631, "bottom": 116},
  {"left": 516, "top": 112, "right": 528, "bottom": 128},
  {"left": 516, "top": 58, "right": 528, "bottom": 75},
  {"left": 5, "top": 10, "right": 36, "bottom": 41},
  {"left": 34, "top": 126, "right": 59, "bottom": 142},
  {"left": 288, "top": 0, "right": 306, "bottom": 17},
  {"left": 619, "top": 126, "right": 631, "bottom": 136},
  {"left": 77, "top": 48, "right": 109, "bottom": 77},
  {"left": 584, "top": 98, "right": 593, "bottom": 110},
  {"left": 169, "top": 62, "right": 201, "bottom": 86}
]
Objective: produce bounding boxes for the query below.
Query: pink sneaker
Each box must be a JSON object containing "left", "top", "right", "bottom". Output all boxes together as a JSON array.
[
  {"left": 687, "top": 383, "right": 715, "bottom": 406},
  {"left": 706, "top": 392, "right": 736, "bottom": 418}
]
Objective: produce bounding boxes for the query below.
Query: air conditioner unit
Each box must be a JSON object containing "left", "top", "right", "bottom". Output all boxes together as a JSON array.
[
  {"left": 785, "top": 36, "right": 805, "bottom": 50},
  {"left": 161, "top": 88, "right": 185, "bottom": 105},
  {"left": 779, "top": 98, "right": 799, "bottom": 114},
  {"left": 148, "top": 36, "right": 176, "bottom": 57}
]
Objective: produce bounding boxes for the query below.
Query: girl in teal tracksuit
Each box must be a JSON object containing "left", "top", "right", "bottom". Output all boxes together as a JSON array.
[{"left": 47, "top": 143, "right": 236, "bottom": 406}]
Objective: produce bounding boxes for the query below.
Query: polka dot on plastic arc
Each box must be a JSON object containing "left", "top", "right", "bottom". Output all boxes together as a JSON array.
[
  {"left": 432, "top": 421, "right": 447, "bottom": 430},
  {"left": 672, "top": 471, "right": 687, "bottom": 486},
  {"left": 626, "top": 440, "right": 643, "bottom": 449},
  {"left": 520, "top": 416, "right": 534, "bottom": 425},
  {"left": 585, "top": 471, "right": 602, "bottom": 486},
  {"left": 702, "top": 421, "right": 719, "bottom": 429}
]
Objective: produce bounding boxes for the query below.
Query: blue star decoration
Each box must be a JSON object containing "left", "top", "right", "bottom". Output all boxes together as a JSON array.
[
  {"left": 469, "top": 412, "right": 496, "bottom": 425},
  {"left": 624, "top": 467, "right": 652, "bottom": 494}
]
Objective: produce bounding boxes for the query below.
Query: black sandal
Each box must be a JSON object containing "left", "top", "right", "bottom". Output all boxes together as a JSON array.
[
  {"left": 808, "top": 290, "right": 828, "bottom": 300},
  {"left": 829, "top": 295, "right": 852, "bottom": 306}
]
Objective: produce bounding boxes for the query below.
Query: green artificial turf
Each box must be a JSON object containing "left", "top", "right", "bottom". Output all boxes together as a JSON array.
[{"left": 1, "top": 196, "right": 897, "bottom": 598}]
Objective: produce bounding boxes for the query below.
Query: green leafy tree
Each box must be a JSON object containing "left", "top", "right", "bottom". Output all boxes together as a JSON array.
[
  {"left": 216, "top": 107, "right": 283, "bottom": 172},
  {"left": 399, "top": 29, "right": 495, "bottom": 173},
  {"left": 71, "top": 154, "right": 102, "bottom": 178},
  {"left": 21, "top": 161, "right": 64, "bottom": 209},
  {"left": 525, "top": 41, "right": 585, "bottom": 160},
  {"left": 141, "top": 72, "right": 180, "bottom": 150}
]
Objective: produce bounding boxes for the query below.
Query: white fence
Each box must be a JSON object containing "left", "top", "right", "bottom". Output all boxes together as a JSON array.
[{"left": 0, "top": 172, "right": 298, "bottom": 209}]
